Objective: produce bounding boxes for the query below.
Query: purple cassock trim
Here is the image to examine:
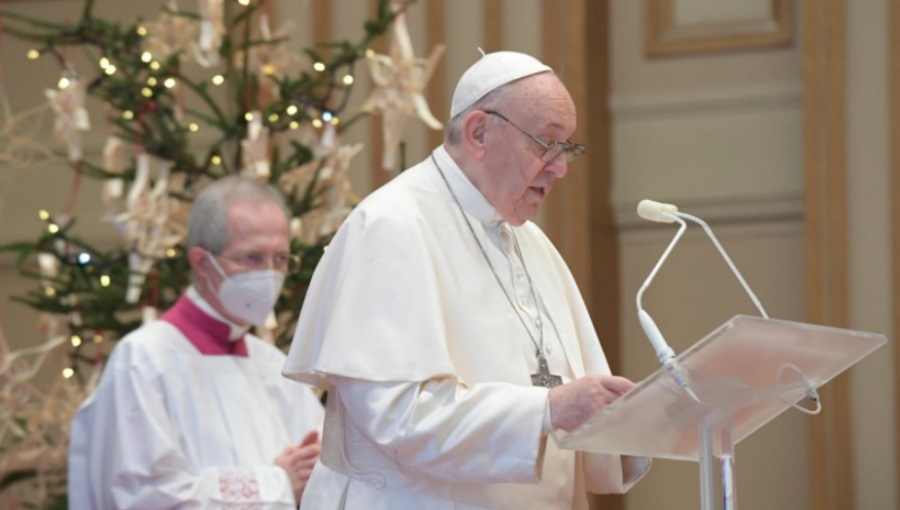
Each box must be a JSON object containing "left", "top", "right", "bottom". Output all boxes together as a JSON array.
[{"left": 161, "top": 295, "right": 248, "bottom": 357}]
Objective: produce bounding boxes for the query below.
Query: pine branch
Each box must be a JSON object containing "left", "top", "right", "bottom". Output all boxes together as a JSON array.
[{"left": 172, "top": 72, "right": 230, "bottom": 129}]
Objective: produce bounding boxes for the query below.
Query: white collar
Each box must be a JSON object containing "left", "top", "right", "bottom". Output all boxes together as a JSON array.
[
  {"left": 433, "top": 145, "right": 505, "bottom": 231},
  {"left": 186, "top": 286, "right": 251, "bottom": 341}
]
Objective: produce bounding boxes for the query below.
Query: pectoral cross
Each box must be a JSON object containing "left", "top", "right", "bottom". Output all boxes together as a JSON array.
[{"left": 531, "top": 354, "right": 562, "bottom": 388}]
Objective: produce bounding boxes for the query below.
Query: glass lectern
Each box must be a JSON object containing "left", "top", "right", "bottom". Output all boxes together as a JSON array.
[{"left": 555, "top": 315, "right": 887, "bottom": 510}]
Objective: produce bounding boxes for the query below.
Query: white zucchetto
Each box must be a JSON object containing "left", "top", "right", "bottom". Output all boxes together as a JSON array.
[{"left": 449, "top": 49, "right": 553, "bottom": 118}]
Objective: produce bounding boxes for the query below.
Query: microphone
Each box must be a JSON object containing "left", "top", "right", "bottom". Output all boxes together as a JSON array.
[
  {"left": 637, "top": 200, "right": 769, "bottom": 319},
  {"left": 637, "top": 199, "right": 678, "bottom": 223},
  {"left": 634, "top": 200, "right": 769, "bottom": 403},
  {"left": 635, "top": 201, "right": 698, "bottom": 401}
]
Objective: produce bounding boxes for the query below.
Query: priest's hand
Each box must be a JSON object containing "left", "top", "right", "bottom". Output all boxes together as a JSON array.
[
  {"left": 548, "top": 375, "right": 634, "bottom": 432},
  {"left": 274, "top": 430, "right": 321, "bottom": 503}
]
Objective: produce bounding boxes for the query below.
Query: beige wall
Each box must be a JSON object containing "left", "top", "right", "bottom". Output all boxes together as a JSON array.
[
  {"left": 615, "top": 1, "right": 897, "bottom": 509},
  {"left": 612, "top": 0, "right": 812, "bottom": 509}
]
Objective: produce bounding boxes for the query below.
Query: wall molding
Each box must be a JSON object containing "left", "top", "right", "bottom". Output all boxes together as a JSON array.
[
  {"left": 614, "top": 192, "right": 803, "bottom": 231},
  {"left": 610, "top": 83, "right": 802, "bottom": 119},
  {"left": 802, "top": 0, "right": 852, "bottom": 508}
]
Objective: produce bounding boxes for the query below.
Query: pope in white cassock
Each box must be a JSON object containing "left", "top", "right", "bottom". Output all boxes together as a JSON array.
[
  {"left": 283, "top": 51, "right": 651, "bottom": 510},
  {"left": 69, "top": 177, "right": 325, "bottom": 509}
]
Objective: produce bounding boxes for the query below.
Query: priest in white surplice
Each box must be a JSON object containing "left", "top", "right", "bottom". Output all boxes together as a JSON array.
[
  {"left": 69, "top": 177, "right": 325, "bottom": 509},
  {"left": 282, "top": 51, "right": 651, "bottom": 509}
]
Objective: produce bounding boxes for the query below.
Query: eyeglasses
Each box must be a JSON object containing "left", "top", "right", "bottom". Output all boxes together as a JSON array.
[
  {"left": 484, "top": 110, "right": 586, "bottom": 164},
  {"left": 216, "top": 251, "right": 300, "bottom": 273}
]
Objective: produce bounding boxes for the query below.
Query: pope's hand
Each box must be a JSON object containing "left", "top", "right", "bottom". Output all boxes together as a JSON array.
[
  {"left": 274, "top": 430, "right": 321, "bottom": 502},
  {"left": 548, "top": 375, "right": 634, "bottom": 432}
]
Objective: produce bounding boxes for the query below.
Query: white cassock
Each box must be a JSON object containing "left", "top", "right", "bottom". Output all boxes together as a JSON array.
[
  {"left": 69, "top": 287, "right": 324, "bottom": 509},
  {"left": 283, "top": 146, "right": 650, "bottom": 510}
]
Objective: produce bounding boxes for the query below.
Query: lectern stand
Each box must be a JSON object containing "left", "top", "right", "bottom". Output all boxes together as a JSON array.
[{"left": 555, "top": 315, "right": 887, "bottom": 510}]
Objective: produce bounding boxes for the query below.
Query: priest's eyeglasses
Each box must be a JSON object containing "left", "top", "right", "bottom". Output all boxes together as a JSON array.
[
  {"left": 217, "top": 252, "right": 300, "bottom": 273},
  {"left": 484, "top": 110, "right": 586, "bottom": 164}
]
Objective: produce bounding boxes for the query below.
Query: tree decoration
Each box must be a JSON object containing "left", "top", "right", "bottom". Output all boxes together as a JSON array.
[
  {"left": 280, "top": 123, "right": 363, "bottom": 243},
  {"left": 240, "top": 111, "right": 270, "bottom": 177},
  {"left": 236, "top": 14, "right": 300, "bottom": 96},
  {"left": 144, "top": 0, "right": 198, "bottom": 62},
  {"left": 0, "top": 89, "right": 55, "bottom": 171},
  {"left": 0, "top": 0, "right": 437, "bottom": 507},
  {"left": 361, "top": 3, "right": 445, "bottom": 170},
  {"left": 100, "top": 136, "right": 128, "bottom": 207},
  {"left": 0, "top": 325, "right": 101, "bottom": 510},
  {"left": 44, "top": 75, "right": 90, "bottom": 162},
  {"left": 192, "top": 0, "right": 226, "bottom": 67}
]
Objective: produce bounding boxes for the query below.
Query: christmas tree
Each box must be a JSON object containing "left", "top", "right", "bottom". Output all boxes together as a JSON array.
[{"left": 0, "top": 0, "right": 442, "bottom": 507}]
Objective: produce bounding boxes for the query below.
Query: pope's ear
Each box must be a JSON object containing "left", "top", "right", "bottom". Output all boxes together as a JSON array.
[{"left": 461, "top": 110, "right": 490, "bottom": 161}]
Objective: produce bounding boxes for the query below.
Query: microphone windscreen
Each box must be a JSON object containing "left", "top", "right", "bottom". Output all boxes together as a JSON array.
[{"left": 637, "top": 200, "right": 678, "bottom": 223}]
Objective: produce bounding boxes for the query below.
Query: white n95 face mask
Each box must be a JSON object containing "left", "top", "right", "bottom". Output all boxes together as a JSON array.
[{"left": 206, "top": 254, "right": 285, "bottom": 327}]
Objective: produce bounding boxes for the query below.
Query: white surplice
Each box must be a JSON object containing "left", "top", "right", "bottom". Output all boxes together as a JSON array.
[
  {"left": 283, "top": 146, "right": 649, "bottom": 510},
  {"left": 68, "top": 288, "right": 324, "bottom": 509}
]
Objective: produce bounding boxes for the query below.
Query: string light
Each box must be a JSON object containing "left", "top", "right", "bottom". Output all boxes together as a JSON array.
[
  {"left": 45, "top": 287, "right": 56, "bottom": 297},
  {"left": 27, "top": 49, "right": 40, "bottom": 60},
  {"left": 47, "top": 223, "right": 60, "bottom": 234},
  {"left": 166, "top": 248, "right": 177, "bottom": 258},
  {"left": 150, "top": 61, "right": 161, "bottom": 70},
  {"left": 77, "top": 252, "right": 91, "bottom": 264},
  {"left": 289, "top": 121, "right": 299, "bottom": 130},
  {"left": 99, "top": 57, "right": 110, "bottom": 69},
  {"left": 286, "top": 105, "right": 298, "bottom": 116},
  {"left": 365, "top": 48, "right": 375, "bottom": 57},
  {"left": 262, "top": 64, "right": 276, "bottom": 76},
  {"left": 211, "top": 155, "right": 222, "bottom": 165},
  {"left": 322, "top": 111, "right": 333, "bottom": 122},
  {"left": 147, "top": 77, "right": 158, "bottom": 86},
  {"left": 62, "top": 368, "right": 75, "bottom": 379},
  {"left": 104, "top": 65, "right": 117, "bottom": 76},
  {"left": 212, "top": 74, "right": 225, "bottom": 85},
  {"left": 268, "top": 113, "right": 279, "bottom": 123},
  {"left": 330, "top": 116, "right": 340, "bottom": 126},
  {"left": 313, "top": 62, "right": 326, "bottom": 72},
  {"left": 141, "top": 51, "right": 153, "bottom": 63},
  {"left": 137, "top": 25, "right": 148, "bottom": 36},
  {"left": 244, "top": 112, "right": 254, "bottom": 121},
  {"left": 93, "top": 334, "right": 103, "bottom": 343},
  {"left": 122, "top": 110, "right": 135, "bottom": 120},
  {"left": 342, "top": 74, "right": 354, "bottom": 85},
  {"left": 142, "top": 87, "right": 154, "bottom": 98},
  {"left": 38, "top": 209, "right": 50, "bottom": 220},
  {"left": 188, "top": 123, "right": 199, "bottom": 132},
  {"left": 312, "top": 119, "right": 323, "bottom": 129},
  {"left": 99, "top": 275, "right": 111, "bottom": 287},
  {"left": 58, "top": 77, "right": 71, "bottom": 89},
  {"left": 164, "top": 77, "right": 177, "bottom": 89},
  {"left": 71, "top": 335, "right": 82, "bottom": 347},
  {"left": 238, "top": 0, "right": 250, "bottom": 5}
]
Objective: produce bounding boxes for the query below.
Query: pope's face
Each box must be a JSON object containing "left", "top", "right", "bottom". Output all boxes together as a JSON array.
[{"left": 480, "top": 74, "right": 576, "bottom": 226}]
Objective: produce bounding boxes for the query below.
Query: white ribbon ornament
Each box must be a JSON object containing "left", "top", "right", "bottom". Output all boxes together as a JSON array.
[
  {"left": 45, "top": 77, "right": 90, "bottom": 161},
  {"left": 241, "top": 111, "right": 270, "bottom": 178}
]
